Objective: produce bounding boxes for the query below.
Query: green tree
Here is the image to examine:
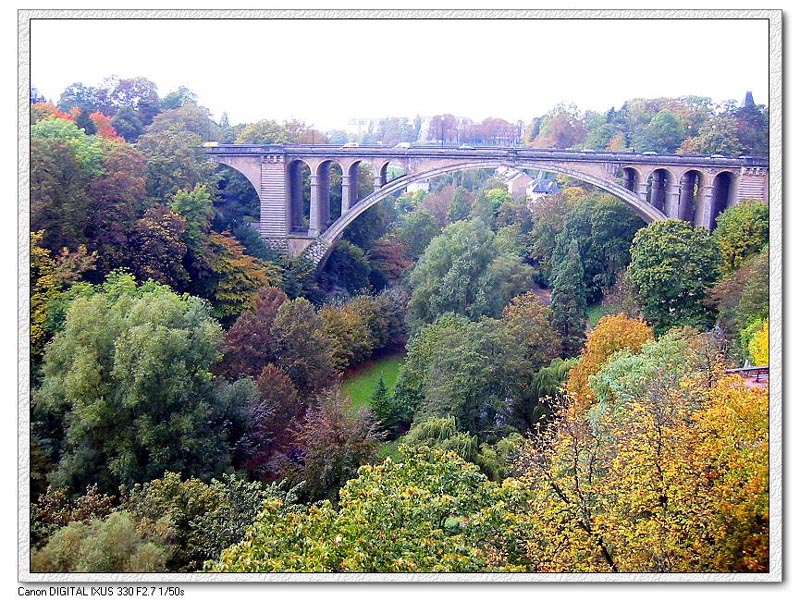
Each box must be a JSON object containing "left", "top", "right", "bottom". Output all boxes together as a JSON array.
[
  {"left": 402, "top": 417, "right": 523, "bottom": 482},
  {"left": 170, "top": 185, "right": 215, "bottom": 253},
  {"left": 735, "top": 92, "right": 768, "bottom": 156},
  {"left": 144, "top": 102, "right": 216, "bottom": 139},
  {"left": 396, "top": 209, "right": 440, "bottom": 260},
  {"left": 706, "top": 247, "right": 768, "bottom": 362},
  {"left": 104, "top": 76, "right": 160, "bottom": 123},
  {"left": 526, "top": 187, "right": 582, "bottom": 283},
  {"left": 74, "top": 108, "right": 97, "bottom": 135},
  {"left": 343, "top": 202, "right": 396, "bottom": 252},
  {"left": 137, "top": 127, "right": 218, "bottom": 200},
  {"left": 86, "top": 140, "right": 148, "bottom": 275},
  {"left": 31, "top": 116, "right": 105, "bottom": 176},
  {"left": 320, "top": 240, "right": 372, "bottom": 293},
  {"left": 549, "top": 191, "right": 643, "bottom": 304},
  {"left": 407, "top": 219, "right": 533, "bottom": 331},
  {"left": 392, "top": 315, "right": 472, "bottom": 434},
  {"left": 679, "top": 114, "right": 743, "bottom": 156},
  {"left": 236, "top": 119, "right": 290, "bottom": 144},
  {"left": 447, "top": 186, "right": 472, "bottom": 222},
  {"left": 31, "top": 511, "right": 170, "bottom": 573},
  {"left": 111, "top": 105, "right": 144, "bottom": 142},
  {"left": 550, "top": 239, "right": 587, "bottom": 357},
  {"left": 627, "top": 219, "right": 722, "bottom": 334},
  {"left": 32, "top": 273, "right": 237, "bottom": 493},
  {"left": 122, "top": 471, "right": 289, "bottom": 572},
  {"left": 159, "top": 85, "right": 198, "bottom": 111},
  {"left": 369, "top": 376, "right": 392, "bottom": 429},
  {"left": 57, "top": 81, "right": 102, "bottom": 114},
  {"left": 713, "top": 200, "right": 769, "bottom": 272},
  {"left": 505, "top": 358, "right": 576, "bottom": 433},
  {"left": 206, "top": 447, "right": 527, "bottom": 572},
  {"left": 640, "top": 109, "right": 685, "bottom": 153}
]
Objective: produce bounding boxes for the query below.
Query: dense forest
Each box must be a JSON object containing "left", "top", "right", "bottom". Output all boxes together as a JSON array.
[{"left": 28, "top": 76, "right": 770, "bottom": 573}]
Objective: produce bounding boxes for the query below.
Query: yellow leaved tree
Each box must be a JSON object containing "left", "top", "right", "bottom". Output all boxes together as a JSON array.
[{"left": 517, "top": 330, "right": 769, "bottom": 572}]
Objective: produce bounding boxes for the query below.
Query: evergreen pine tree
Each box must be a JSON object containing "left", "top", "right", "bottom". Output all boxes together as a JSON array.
[
  {"left": 550, "top": 239, "right": 587, "bottom": 357},
  {"left": 370, "top": 376, "right": 392, "bottom": 429}
]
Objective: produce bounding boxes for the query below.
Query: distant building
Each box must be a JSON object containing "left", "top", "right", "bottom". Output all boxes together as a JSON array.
[
  {"left": 407, "top": 180, "right": 430, "bottom": 193},
  {"left": 506, "top": 171, "right": 534, "bottom": 200},
  {"left": 495, "top": 167, "right": 534, "bottom": 201},
  {"left": 527, "top": 173, "right": 560, "bottom": 203}
]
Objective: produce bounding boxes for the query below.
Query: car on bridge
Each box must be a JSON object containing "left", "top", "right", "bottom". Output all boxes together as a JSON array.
[{"left": 342, "top": 142, "right": 360, "bottom": 148}]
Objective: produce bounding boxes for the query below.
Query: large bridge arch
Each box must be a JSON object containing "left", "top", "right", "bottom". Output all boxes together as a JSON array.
[{"left": 319, "top": 159, "right": 666, "bottom": 250}]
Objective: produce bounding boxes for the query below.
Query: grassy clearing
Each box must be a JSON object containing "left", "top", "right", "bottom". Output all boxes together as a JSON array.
[
  {"left": 587, "top": 302, "right": 614, "bottom": 328},
  {"left": 377, "top": 439, "right": 401, "bottom": 461},
  {"left": 341, "top": 351, "right": 404, "bottom": 413}
]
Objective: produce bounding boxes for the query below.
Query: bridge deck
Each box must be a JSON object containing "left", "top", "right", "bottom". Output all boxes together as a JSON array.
[{"left": 205, "top": 144, "right": 768, "bottom": 169}]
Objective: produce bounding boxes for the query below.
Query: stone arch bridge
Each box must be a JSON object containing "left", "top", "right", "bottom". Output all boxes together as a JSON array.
[{"left": 205, "top": 144, "right": 768, "bottom": 265}]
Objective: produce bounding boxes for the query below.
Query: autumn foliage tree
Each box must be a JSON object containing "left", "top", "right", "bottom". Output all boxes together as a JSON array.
[
  {"left": 517, "top": 331, "right": 768, "bottom": 572},
  {"left": 284, "top": 390, "right": 383, "bottom": 502},
  {"left": 565, "top": 313, "right": 653, "bottom": 412},
  {"left": 240, "top": 364, "right": 304, "bottom": 478},
  {"left": 270, "top": 298, "right": 337, "bottom": 396},
  {"left": 216, "top": 286, "right": 288, "bottom": 380},
  {"left": 201, "top": 231, "right": 275, "bottom": 326},
  {"left": 30, "top": 231, "right": 96, "bottom": 362},
  {"left": 129, "top": 206, "right": 190, "bottom": 289}
]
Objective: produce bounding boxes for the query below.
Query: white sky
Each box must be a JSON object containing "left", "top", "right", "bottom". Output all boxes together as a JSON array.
[{"left": 29, "top": 16, "right": 770, "bottom": 131}]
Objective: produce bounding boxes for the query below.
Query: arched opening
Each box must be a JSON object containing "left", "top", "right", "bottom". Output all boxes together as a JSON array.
[
  {"left": 379, "top": 160, "right": 407, "bottom": 187},
  {"left": 341, "top": 161, "right": 361, "bottom": 213},
  {"left": 213, "top": 165, "right": 261, "bottom": 231},
  {"left": 621, "top": 167, "right": 641, "bottom": 193},
  {"left": 313, "top": 160, "right": 334, "bottom": 232},
  {"left": 677, "top": 169, "right": 703, "bottom": 224},
  {"left": 709, "top": 171, "right": 735, "bottom": 230},
  {"left": 289, "top": 160, "right": 311, "bottom": 232},
  {"left": 327, "top": 162, "right": 344, "bottom": 222},
  {"left": 646, "top": 169, "right": 671, "bottom": 213},
  {"left": 356, "top": 162, "right": 376, "bottom": 202}
]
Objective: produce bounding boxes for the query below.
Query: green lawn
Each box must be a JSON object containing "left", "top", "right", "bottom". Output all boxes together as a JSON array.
[
  {"left": 341, "top": 352, "right": 404, "bottom": 413},
  {"left": 587, "top": 302, "right": 614, "bottom": 328}
]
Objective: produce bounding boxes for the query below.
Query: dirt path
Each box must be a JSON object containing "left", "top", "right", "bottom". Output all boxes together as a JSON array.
[{"left": 530, "top": 282, "right": 552, "bottom": 305}]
